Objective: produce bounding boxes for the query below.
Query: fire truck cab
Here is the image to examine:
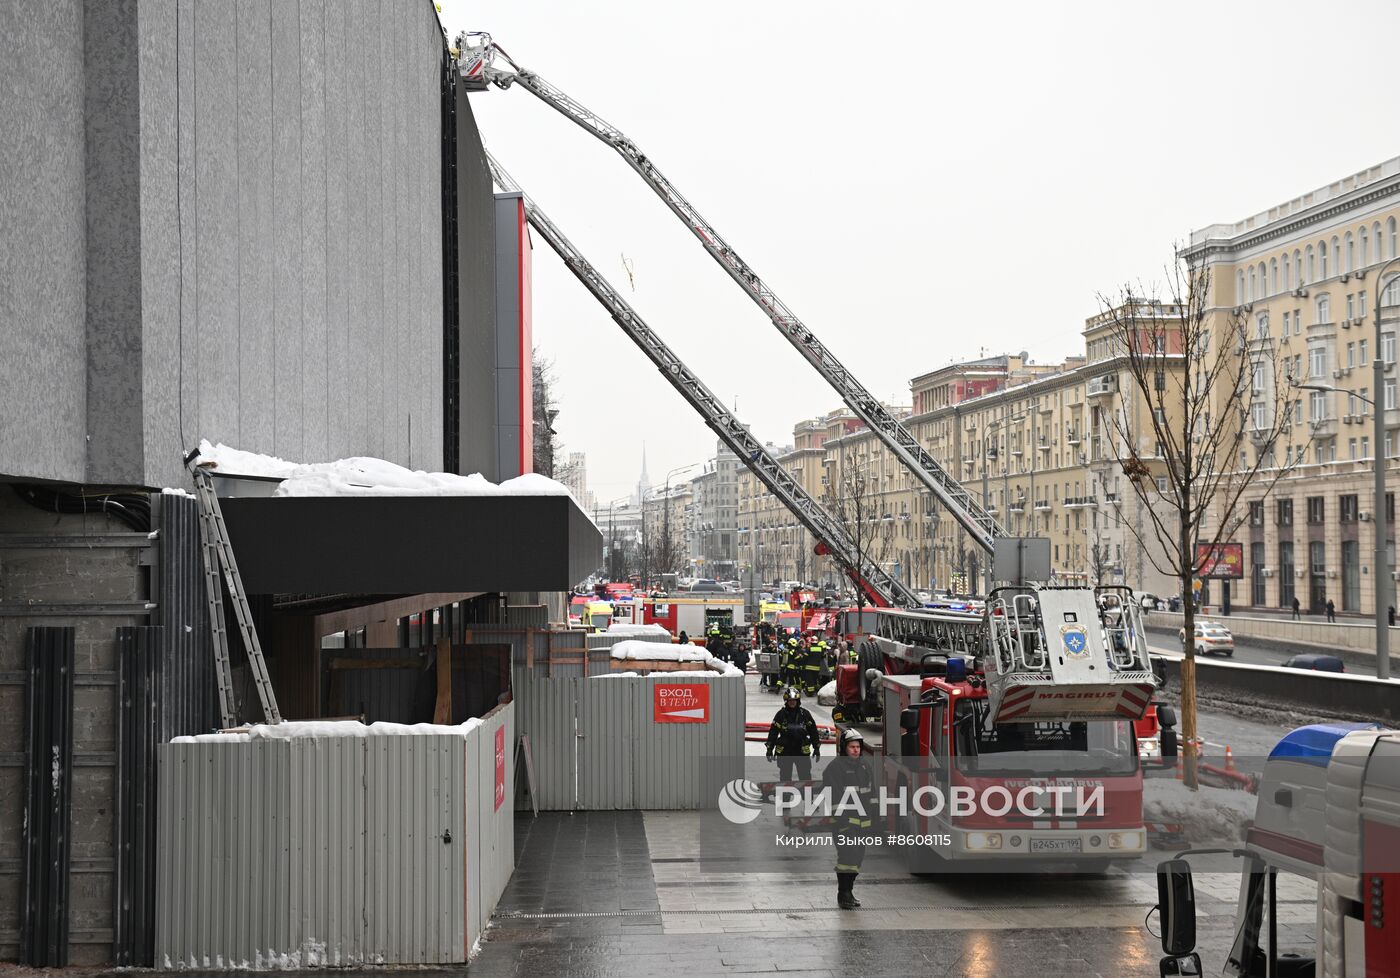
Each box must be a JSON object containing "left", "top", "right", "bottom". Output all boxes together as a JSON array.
[
  {"left": 1155, "top": 724, "right": 1399, "bottom": 978},
  {"left": 875, "top": 663, "right": 1146, "bottom": 866}
]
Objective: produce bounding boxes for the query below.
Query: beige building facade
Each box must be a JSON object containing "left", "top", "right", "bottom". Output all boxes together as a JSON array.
[{"left": 1185, "top": 157, "right": 1400, "bottom": 615}]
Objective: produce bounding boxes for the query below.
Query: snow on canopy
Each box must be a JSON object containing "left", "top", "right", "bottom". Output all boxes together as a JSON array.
[
  {"left": 193, "top": 439, "right": 578, "bottom": 503},
  {"left": 171, "top": 717, "right": 485, "bottom": 744}
]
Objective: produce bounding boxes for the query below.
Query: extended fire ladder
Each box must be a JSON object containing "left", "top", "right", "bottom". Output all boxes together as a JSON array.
[
  {"left": 487, "top": 153, "right": 921, "bottom": 611},
  {"left": 465, "top": 43, "right": 1157, "bottom": 720},
  {"left": 459, "top": 34, "right": 1004, "bottom": 554},
  {"left": 188, "top": 459, "right": 281, "bottom": 727}
]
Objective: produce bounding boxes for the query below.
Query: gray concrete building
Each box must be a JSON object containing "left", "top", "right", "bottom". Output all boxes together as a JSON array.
[{"left": 0, "top": 2, "right": 597, "bottom": 966}]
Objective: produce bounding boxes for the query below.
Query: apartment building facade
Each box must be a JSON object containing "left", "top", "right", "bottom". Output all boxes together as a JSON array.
[{"left": 1186, "top": 157, "right": 1400, "bottom": 615}]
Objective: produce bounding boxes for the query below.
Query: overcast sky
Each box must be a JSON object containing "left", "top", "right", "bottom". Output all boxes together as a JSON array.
[{"left": 441, "top": 0, "right": 1400, "bottom": 503}]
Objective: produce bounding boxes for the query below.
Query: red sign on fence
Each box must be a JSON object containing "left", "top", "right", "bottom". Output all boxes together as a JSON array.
[
  {"left": 1195, "top": 542, "right": 1244, "bottom": 579},
  {"left": 494, "top": 724, "right": 506, "bottom": 811},
  {"left": 653, "top": 682, "right": 711, "bottom": 724}
]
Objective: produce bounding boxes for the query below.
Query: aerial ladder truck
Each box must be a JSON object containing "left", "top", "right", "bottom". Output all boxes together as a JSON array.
[{"left": 460, "top": 37, "right": 1156, "bottom": 723}]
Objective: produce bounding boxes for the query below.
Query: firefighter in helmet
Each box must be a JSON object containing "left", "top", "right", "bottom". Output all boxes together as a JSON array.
[
  {"left": 801, "top": 637, "right": 824, "bottom": 695},
  {"left": 765, "top": 686, "right": 821, "bottom": 782},
  {"left": 821, "top": 727, "right": 874, "bottom": 909},
  {"left": 781, "top": 635, "right": 802, "bottom": 689}
]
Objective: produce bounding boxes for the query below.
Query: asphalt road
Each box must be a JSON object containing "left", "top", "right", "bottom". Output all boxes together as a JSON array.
[{"left": 1146, "top": 627, "right": 1377, "bottom": 675}]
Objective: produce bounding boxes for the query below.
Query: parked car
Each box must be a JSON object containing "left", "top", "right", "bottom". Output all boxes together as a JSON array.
[
  {"left": 1280, "top": 653, "right": 1345, "bottom": 672},
  {"left": 1179, "top": 620, "right": 1234, "bottom": 656},
  {"left": 688, "top": 579, "right": 725, "bottom": 592}
]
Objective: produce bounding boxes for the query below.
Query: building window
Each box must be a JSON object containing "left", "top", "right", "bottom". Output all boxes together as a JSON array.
[
  {"left": 1391, "top": 217, "right": 1398, "bottom": 260},
  {"left": 1362, "top": 436, "right": 1371, "bottom": 458},
  {"left": 1340, "top": 494, "right": 1359, "bottom": 522},
  {"left": 1347, "top": 294, "right": 1356, "bottom": 320},
  {"left": 1276, "top": 499, "right": 1293, "bottom": 526},
  {"left": 1360, "top": 290, "right": 1368, "bottom": 319},
  {"left": 1249, "top": 501, "right": 1264, "bottom": 526},
  {"left": 1284, "top": 253, "right": 1292, "bottom": 289},
  {"left": 1309, "top": 347, "right": 1326, "bottom": 378},
  {"left": 1154, "top": 371, "right": 1165, "bottom": 391},
  {"left": 1347, "top": 342, "right": 1356, "bottom": 368},
  {"left": 1307, "top": 496, "right": 1326, "bottom": 524},
  {"left": 1238, "top": 270, "right": 1246, "bottom": 302},
  {"left": 1279, "top": 541, "right": 1295, "bottom": 607},
  {"left": 1342, "top": 540, "right": 1360, "bottom": 612},
  {"left": 1361, "top": 338, "right": 1370, "bottom": 363},
  {"left": 1387, "top": 379, "right": 1397, "bottom": 411},
  {"left": 1155, "top": 476, "right": 1168, "bottom": 493},
  {"left": 1385, "top": 334, "right": 1396, "bottom": 365},
  {"left": 1309, "top": 389, "right": 1326, "bottom": 420},
  {"left": 1321, "top": 242, "right": 1329, "bottom": 278},
  {"left": 1294, "top": 308, "right": 1302, "bottom": 335},
  {"left": 1345, "top": 233, "right": 1355, "bottom": 274},
  {"left": 1316, "top": 293, "right": 1331, "bottom": 323},
  {"left": 1306, "top": 245, "right": 1315, "bottom": 282},
  {"left": 1270, "top": 259, "right": 1278, "bottom": 294},
  {"left": 1349, "top": 438, "right": 1357, "bottom": 459},
  {"left": 1252, "top": 402, "right": 1266, "bottom": 429},
  {"left": 1283, "top": 310, "right": 1291, "bottom": 336},
  {"left": 1361, "top": 227, "right": 1370, "bottom": 266},
  {"left": 1250, "top": 541, "right": 1266, "bottom": 605}
]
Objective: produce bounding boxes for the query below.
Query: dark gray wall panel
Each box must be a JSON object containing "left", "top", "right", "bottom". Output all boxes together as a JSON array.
[
  {"left": 137, "top": 0, "right": 181, "bottom": 478},
  {"left": 193, "top": 1, "right": 241, "bottom": 450},
  {"left": 235, "top": 0, "right": 275, "bottom": 455},
  {"left": 271, "top": 0, "right": 301, "bottom": 460},
  {"left": 457, "top": 91, "right": 498, "bottom": 479},
  {"left": 0, "top": 0, "right": 88, "bottom": 483},
  {"left": 299, "top": 0, "right": 329, "bottom": 463},
  {"left": 84, "top": 0, "right": 145, "bottom": 485}
]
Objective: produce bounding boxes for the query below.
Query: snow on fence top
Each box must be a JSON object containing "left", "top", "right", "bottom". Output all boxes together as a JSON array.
[
  {"left": 193, "top": 439, "right": 578, "bottom": 502},
  {"left": 607, "top": 639, "right": 743, "bottom": 677},
  {"left": 171, "top": 718, "right": 484, "bottom": 744},
  {"left": 605, "top": 623, "right": 672, "bottom": 636}
]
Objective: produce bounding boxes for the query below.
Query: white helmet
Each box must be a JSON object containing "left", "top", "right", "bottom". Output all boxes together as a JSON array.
[{"left": 783, "top": 686, "right": 802, "bottom": 705}]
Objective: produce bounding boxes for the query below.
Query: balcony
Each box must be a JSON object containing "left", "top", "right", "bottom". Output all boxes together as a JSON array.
[
  {"left": 1038, "top": 439, "right": 1052, "bottom": 451},
  {"left": 985, "top": 503, "right": 998, "bottom": 515},
  {"left": 1008, "top": 499, "right": 1027, "bottom": 514},
  {"left": 1087, "top": 376, "right": 1117, "bottom": 397},
  {"left": 1309, "top": 417, "right": 1338, "bottom": 438},
  {"left": 1034, "top": 500, "right": 1052, "bottom": 512},
  {"left": 1009, "top": 448, "right": 1024, "bottom": 457},
  {"left": 1064, "top": 496, "right": 1098, "bottom": 509},
  {"left": 1066, "top": 431, "right": 1081, "bottom": 445},
  {"left": 1104, "top": 492, "right": 1119, "bottom": 503}
]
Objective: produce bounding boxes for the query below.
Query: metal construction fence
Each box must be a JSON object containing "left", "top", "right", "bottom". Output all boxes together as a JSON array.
[
  {"left": 154, "top": 705, "right": 513, "bottom": 968},
  {"left": 514, "top": 672, "right": 743, "bottom": 811}
]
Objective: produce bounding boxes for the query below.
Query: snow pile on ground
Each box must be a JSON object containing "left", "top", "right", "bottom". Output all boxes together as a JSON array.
[
  {"left": 607, "top": 639, "right": 743, "bottom": 677},
  {"left": 1144, "top": 778, "right": 1257, "bottom": 843},
  {"left": 193, "top": 439, "right": 576, "bottom": 502},
  {"left": 606, "top": 623, "right": 672, "bottom": 636},
  {"left": 172, "top": 718, "right": 483, "bottom": 744},
  {"left": 817, "top": 680, "right": 838, "bottom": 706}
]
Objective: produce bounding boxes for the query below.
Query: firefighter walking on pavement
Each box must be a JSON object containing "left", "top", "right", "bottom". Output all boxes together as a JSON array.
[
  {"left": 822, "top": 727, "right": 874, "bottom": 909},
  {"left": 765, "top": 687, "right": 821, "bottom": 782}
]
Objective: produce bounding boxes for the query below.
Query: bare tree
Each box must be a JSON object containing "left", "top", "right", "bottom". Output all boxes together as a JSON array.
[
  {"left": 532, "top": 348, "right": 560, "bottom": 477},
  {"left": 824, "top": 450, "right": 892, "bottom": 612},
  {"left": 1096, "top": 252, "right": 1307, "bottom": 788}
]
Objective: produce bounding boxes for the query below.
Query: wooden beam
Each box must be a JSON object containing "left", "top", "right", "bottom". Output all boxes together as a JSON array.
[{"left": 433, "top": 637, "right": 452, "bottom": 725}]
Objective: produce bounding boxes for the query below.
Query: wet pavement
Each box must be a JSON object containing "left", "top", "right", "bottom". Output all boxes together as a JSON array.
[{"left": 470, "top": 810, "right": 1317, "bottom": 977}]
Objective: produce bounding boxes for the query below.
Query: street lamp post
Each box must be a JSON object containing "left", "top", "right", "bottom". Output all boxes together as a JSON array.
[{"left": 1374, "top": 259, "right": 1400, "bottom": 681}]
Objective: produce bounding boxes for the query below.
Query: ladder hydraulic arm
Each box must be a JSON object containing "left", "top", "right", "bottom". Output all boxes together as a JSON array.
[
  {"left": 464, "top": 37, "right": 1005, "bottom": 554},
  {"left": 487, "top": 152, "right": 922, "bottom": 611}
]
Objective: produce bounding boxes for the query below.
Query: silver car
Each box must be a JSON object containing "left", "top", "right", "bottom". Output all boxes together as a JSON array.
[{"left": 1179, "top": 620, "right": 1234, "bottom": 657}]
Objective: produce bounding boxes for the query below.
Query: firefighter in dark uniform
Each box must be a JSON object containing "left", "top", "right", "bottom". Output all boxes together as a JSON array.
[
  {"left": 806, "top": 643, "right": 823, "bottom": 696},
  {"left": 765, "top": 687, "right": 821, "bottom": 782},
  {"left": 822, "top": 727, "right": 874, "bottom": 909},
  {"left": 781, "top": 636, "right": 802, "bottom": 689}
]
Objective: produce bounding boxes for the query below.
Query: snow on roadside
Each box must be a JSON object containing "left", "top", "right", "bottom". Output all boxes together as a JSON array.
[
  {"left": 607, "top": 639, "right": 743, "bottom": 677},
  {"left": 1143, "top": 778, "right": 1257, "bottom": 843}
]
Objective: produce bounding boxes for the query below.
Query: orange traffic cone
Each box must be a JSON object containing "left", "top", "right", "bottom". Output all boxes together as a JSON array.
[{"left": 1224, "top": 746, "right": 1235, "bottom": 772}]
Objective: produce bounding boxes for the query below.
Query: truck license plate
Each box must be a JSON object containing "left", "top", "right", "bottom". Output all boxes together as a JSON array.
[{"left": 1030, "top": 837, "right": 1083, "bottom": 854}]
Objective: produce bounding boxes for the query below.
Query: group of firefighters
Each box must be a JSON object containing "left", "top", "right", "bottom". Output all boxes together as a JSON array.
[{"left": 753, "top": 620, "right": 854, "bottom": 696}]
